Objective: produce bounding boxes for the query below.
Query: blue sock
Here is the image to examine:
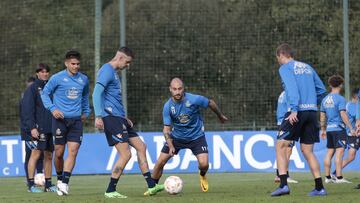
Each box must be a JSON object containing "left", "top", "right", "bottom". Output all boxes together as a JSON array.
[
  {"left": 62, "top": 171, "right": 71, "bottom": 184},
  {"left": 45, "top": 178, "right": 52, "bottom": 188},
  {"left": 143, "top": 172, "right": 156, "bottom": 188},
  {"left": 106, "top": 177, "right": 119, "bottom": 193}
]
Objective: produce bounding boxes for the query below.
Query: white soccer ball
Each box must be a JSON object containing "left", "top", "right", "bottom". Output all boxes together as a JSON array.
[
  {"left": 34, "top": 173, "right": 45, "bottom": 186},
  {"left": 164, "top": 176, "right": 183, "bottom": 195}
]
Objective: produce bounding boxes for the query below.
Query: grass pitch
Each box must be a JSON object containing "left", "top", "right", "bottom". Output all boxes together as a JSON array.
[{"left": 0, "top": 172, "right": 359, "bottom": 203}]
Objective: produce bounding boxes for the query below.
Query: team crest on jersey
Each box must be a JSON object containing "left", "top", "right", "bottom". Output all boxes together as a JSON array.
[
  {"left": 39, "top": 133, "right": 46, "bottom": 141},
  {"left": 178, "top": 114, "right": 190, "bottom": 123},
  {"left": 37, "top": 87, "right": 43, "bottom": 94},
  {"left": 106, "top": 107, "right": 112, "bottom": 113},
  {"left": 323, "top": 96, "right": 335, "bottom": 108},
  {"left": 77, "top": 77, "right": 84, "bottom": 84},
  {"left": 114, "top": 74, "right": 119, "bottom": 80},
  {"left": 66, "top": 87, "right": 80, "bottom": 99},
  {"left": 171, "top": 106, "right": 176, "bottom": 114},
  {"left": 56, "top": 128, "right": 61, "bottom": 135},
  {"left": 185, "top": 100, "right": 191, "bottom": 107}
]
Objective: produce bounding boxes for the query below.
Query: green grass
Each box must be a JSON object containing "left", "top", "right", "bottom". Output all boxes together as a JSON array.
[{"left": 1, "top": 172, "right": 359, "bottom": 203}]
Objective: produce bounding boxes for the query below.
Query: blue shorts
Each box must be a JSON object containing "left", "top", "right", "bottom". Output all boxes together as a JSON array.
[
  {"left": 347, "top": 136, "right": 360, "bottom": 150},
  {"left": 277, "top": 111, "right": 320, "bottom": 144},
  {"left": 161, "top": 136, "right": 208, "bottom": 156},
  {"left": 52, "top": 117, "right": 83, "bottom": 145},
  {"left": 25, "top": 133, "right": 54, "bottom": 152},
  {"left": 326, "top": 131, "right": 347, "bottom": 149},
  {"left": 103, "top": 116, "right": 139, "bottom": 146}
]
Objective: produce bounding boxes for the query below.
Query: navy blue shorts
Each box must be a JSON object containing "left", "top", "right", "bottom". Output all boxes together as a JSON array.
[
  {"left": 326, "top": 131, "right": 347, "bottom": 149},
  {"left": 277, "top": 111, "right": 320, "bottom": 144},
  {"left": 52, "top": 117, "right": 83, "bottom": 145},
  {"left": 25, "top": 133, "right": 54, "bottom": 152},
  {"left": 103, "top": 116, "right": 139, "bottom": 146},
  {"left": 347, "top": 136, "right": 359, "bottom": 150},
  {"left": 161, "top": 136, "right": 208, "bottom": 156}
]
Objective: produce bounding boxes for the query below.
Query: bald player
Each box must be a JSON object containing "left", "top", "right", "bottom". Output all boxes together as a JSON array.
[{"left": 151, "top": 78, "right": 228, "bottom": 192}]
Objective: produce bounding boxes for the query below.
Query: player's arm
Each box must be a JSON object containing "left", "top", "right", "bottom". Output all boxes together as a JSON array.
[
  {"left": 279, "top": 67, "right": 299, "bottom": 124},
  {"left": 208, "top": 99, "right": 228, "bottom": 123},
  {"left": 320, "top": 112, "right": 326, "bottom": 139},
  {"left": 313, "top": 69, "right": 327, "bottom": 105},
  {"left": 356, "top": 95, "right": 360, "bottom": 136},
  {"left": 340, "top": 110, "right": 355, "bottom": 136},
  {"left": 41, "top": 76, "right": 64, "bottom": 119},
  {"left": 81, "top": 79, "right": 91, "bottom": 121},
  {"left": 22, "top": 85, "right": 39, "bottom": 139},
  {"left": 92, "top": 83, "right": 105, "bottom": 129},
  {"left": 163, "top": 125, "right": 175, "bottom": 156}
]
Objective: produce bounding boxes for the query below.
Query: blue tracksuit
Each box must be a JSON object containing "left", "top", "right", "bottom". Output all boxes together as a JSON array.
[
  {"left": 279, "top": 60, "right": 326, "bottom": 112},
  {"left": 41, "top": 70, "right": 91, "bottom": 118},
  {"left": 22, "top": 78, "right": 52, "bottom": 134}
]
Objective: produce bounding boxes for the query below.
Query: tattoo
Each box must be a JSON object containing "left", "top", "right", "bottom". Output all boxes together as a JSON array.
[
  {"left": 163, "top": 132, "right": 171, "bottom": 140},
  {"left": 113, "top": 166, "right": 123, "bottom": 174}
]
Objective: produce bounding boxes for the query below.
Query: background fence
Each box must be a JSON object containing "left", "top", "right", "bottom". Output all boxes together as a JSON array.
[{"left": 1, "top": 0, "right": 359, "bottom": 134}]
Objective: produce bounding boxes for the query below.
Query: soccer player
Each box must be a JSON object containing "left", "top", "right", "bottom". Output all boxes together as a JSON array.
[
  {"left": 355, "top": 88, "right": 360, "bottom": 189},
  {"left": 271, "top": 43, "right": 327, "bottom": 197},
  {"left": 151, "top": 77, "right": 228, "bottom": 192},
  {"left": 320, "top": 75, "right": 354, "bottom": 184},
  {"left": 92, "top": 47, "right": 163, "bottom": 198},
  {"left": 41, "top": 51, "right": 91, "bottom": 196},
  {"left": 274, "top": 91, "right": 298, "bottom": 184},
  {"left": 20, "top": 76, "right": 45, "bottom": 187},
  {"left": 331, "top": 88, "right": 359, "bottom": 180},
  {"left": 22, "top": 64, "right": 57, "bottom": 192}
]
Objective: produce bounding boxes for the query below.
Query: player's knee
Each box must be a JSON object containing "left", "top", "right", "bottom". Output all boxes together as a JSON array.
[
  {"left": 123, "top": 150, "right": 132, "bottom": 161},
  {"left": 137, "top": 143, "right": 147, "bottom": 155}
]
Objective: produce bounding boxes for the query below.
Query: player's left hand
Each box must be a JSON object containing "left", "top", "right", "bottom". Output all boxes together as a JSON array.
[
  {"left": 286, "top": 112, "right": 298, "bottom": 125},
  {"left": 218, "top": 115, "right": 228, "bottom": 123},
  {"left": 320, "top": 131, "right": 326, "bottom": 140},
  {"left": 95, "top": 117, "right": 104, "bottom": 130},
  {"left": 125, "top": 117, "right": 134, "bottom": 128},
  {"left": 81, "top": 114, "right": 87, "bottom": 122}
]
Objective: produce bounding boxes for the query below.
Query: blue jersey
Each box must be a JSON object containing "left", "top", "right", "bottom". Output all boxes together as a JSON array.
[
  {"left": 163, "top": 92, "right": 209, "bottom": 141},
  {"left": 41, "top": 70, "right": 91, "bottom": 118},
  {"left": 357, "top": 90, "right": 360, "bottom": 119},
  {"left": 279, "top": 60, "right": 326, "bottom": 112},
  {"left": 95, "top": 63, "right": 125, "bottom": 117},
  {"left": 320, "top": 93, "right": 346, "bottom": 132},
  {"left": 346, "top": 101, "right": 356, "bottom": 134},
  {"left": 276, "top": 91, "right": 288, "bottom": 125}
]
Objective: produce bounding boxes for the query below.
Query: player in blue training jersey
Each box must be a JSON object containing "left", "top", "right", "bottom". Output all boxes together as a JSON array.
[
  {"left": 355, "top": 88, "right": 360, "bottom": 189},
  {"left": 272, "top": 44, "right": 327, "bottom": 197},
  {"left": 320, "top": 75, "right": 355, "bottom": 184},
  {"left": 92, "top": 47, "right": 163, "bottom": 198},
  {"left": 41, "top": 50, "right": 91, "bottom": 196},
  {"left": 331, "top": 88, "right": 359, "bottom": 180},
  {"left": 22, "top": 64, "right": 57, "bottom": 193},
  {"left": 151, "top": 78, "right": 228, "bottom": 192},
  {"left": 274, "top": 91, "right": 298, "bottom": 184}
]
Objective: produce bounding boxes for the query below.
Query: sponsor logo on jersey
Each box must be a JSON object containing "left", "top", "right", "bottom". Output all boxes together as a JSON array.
[
  {"left": 66, "top": 87, "right": 80, "bottom": 99},
  {"left": 294, "top": 62, "right": 312, "bottom": 75},
  {"left": 178, "top": 114, "right": 190, "bottom": 123}
]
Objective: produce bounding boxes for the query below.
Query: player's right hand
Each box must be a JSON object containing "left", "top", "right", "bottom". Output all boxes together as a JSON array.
[
  {"left": 218, "top": 115, "right": 229, "bottom": 123},
  {"left": 31, "top": 128, "right": 39, "bottom": 139},
  {"left": 169, "top": 145, "right": 176, "bottom": 156},
  {"left": 286, "top": 112, "right": 298, "bottom": 125},
  {"left": 52, "top": 109, "right": 64, "bottom": 119},
  {"left": 95, "top": 117, "right": 104, "bottom": 130}
]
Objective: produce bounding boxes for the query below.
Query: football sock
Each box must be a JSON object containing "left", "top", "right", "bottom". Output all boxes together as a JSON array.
[
  {"left": 45, "top": 178, "right": 52, "bottom": 188},
  {"left": 62, "top": 171, "right": 71, "bottom": 184},
  {"left": 28, "top": 178, "right": 35, "bottom": 188},
  {"left": 56, "top": 171, "right": 63, "bottom": 181},
  {"left": 153, "top": 178, "right": 159, "bottom": 184},
  {"left": 286, "top": 171, "right": 289, "bottom": 178},
  {"left": 315, "top": 177, "right": 324, "bottom": 190},
  {"left": 279, "top": 174, "right": 287, "bottom": 188},
  {"left": 337, "top": 176, "right": 343, "bottom": 180},
  {"left": 276, "top": 169, "right": 279, "bottom": 177},
  {"left": 200, "top": 169, "right": 207, "bottom": 176},
  {"left": 106, "top": 177, "right": 119, "bottom": 193},
  {"left": 143, "top": 172, "right": 156, "bottom": 188},
  {"left": 325, "top": 175, "right": 331, "bottom": 179}
]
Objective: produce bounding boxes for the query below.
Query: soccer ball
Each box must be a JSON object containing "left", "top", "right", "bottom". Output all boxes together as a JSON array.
[
  {"left": 34, "top": 173, "right": 45, "bottom": 186},
  {"left": 164, "top": 176, "right": 183, "bottom": 195}
]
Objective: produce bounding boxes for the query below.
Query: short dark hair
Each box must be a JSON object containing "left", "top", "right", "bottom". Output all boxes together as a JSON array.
[
  {"left": 352, "top": 88, "right": 359, "bottom": 97},
  {"left": 27, "top": 76, "right": 36, "bottom": 83},
  {"left": 328, "top": 75, "right": 344, "bottom": 88},
  {"left": 276, "top": 43, "right": 295, "bottom": 58},
  {"left": 35, "top": 63, "right": 50, "bottom": 73},
  {"left": 118, "top": 47, "right": 134, "bottom": 59},
  {"left": 65, "top": 50, "right": 81, "bottom": 60}
]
